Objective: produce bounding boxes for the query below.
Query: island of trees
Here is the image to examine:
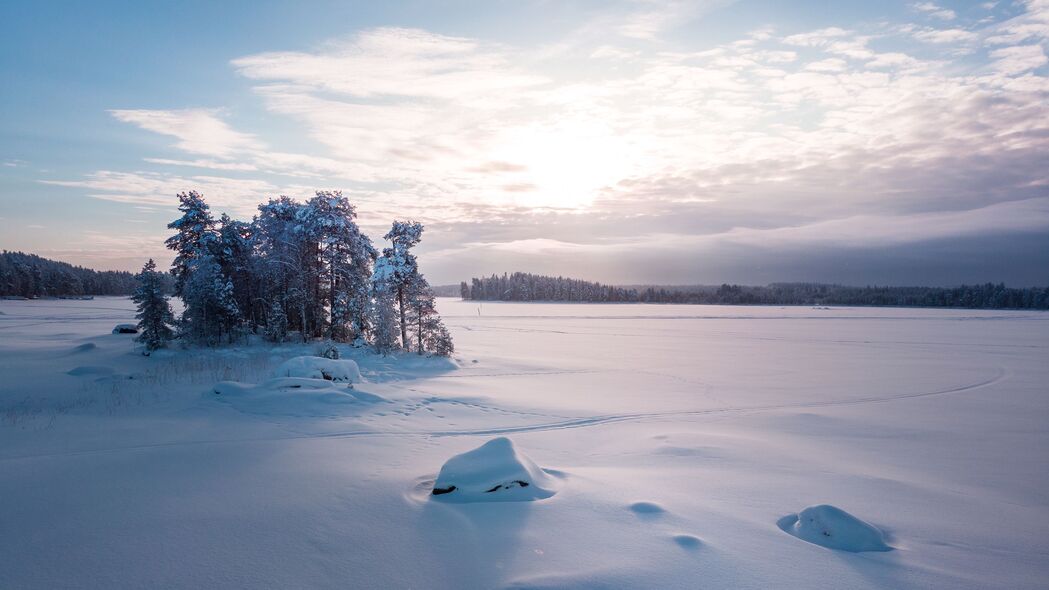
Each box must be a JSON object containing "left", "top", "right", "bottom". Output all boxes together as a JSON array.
[
  {"left": 132, "top": 190, "right": 452, "bottom": 355},
  {"left": 460, "top": 272, "right": 1049, "bottom": 310}
]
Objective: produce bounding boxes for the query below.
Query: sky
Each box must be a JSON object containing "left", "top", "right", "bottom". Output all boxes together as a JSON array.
[{"left": 1, "top": 0, "right": 1047, "bottom": 286}]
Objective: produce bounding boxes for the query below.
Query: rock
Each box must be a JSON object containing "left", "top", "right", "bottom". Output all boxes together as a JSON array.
[{"left": 430, "top": 437, "right": 557, "bottom": 503}]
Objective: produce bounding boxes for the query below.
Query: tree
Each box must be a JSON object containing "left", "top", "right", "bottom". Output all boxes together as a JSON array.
[
  {"left": 165, "top": 191, "right": 216, "bottom": 296},
  {"left": 378, "top": 220, "right": 423, "bottom": 349},
  {"left": 179, "top": 255, "right": 241, "bottom": 345},
  {"left": 263, "top": 299, "right": 288, "bottom": 343},
  {"left": 132, "top": 259, "right": 175, "bottom": 353},
  {"left": 214, "top": 213, "right": 256, "bottom": 330},
  {"left": 369, "top": 259, "right": 402, "bottom": 355},
  {"left": 298, "top": 191, "right": 376, "bottom": 342}
]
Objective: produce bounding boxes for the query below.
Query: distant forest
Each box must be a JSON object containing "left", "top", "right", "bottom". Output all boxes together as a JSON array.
[
  {"left": 460, "top": 272, "right": 1049, "bottom": 310},
  {"left": 0, "top": 251, "right": 159, "bottom": 297}
]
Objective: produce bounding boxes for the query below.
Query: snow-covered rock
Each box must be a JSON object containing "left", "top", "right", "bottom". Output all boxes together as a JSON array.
[
  {"left": 112, "top": 324, "right": 138, "bottom": 334},
  {"left": 431, "top": 437, "right": 557, "bottom": 502},
  {"left": 273, "top": 356, "right": 362, "bottom": 383},
  {"left": 213, "top": 377, "right": 386, "bottom": 417},
  {"left": 67, "top": 366, "right": 115, "bottom": 377},
  {"left": 778, "top": 504, "right": 892, "bottom": 552}
]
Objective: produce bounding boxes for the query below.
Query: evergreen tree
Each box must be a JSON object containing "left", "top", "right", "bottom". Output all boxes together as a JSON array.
[
  {"left": 263, "top": 299, "right": 288, "bottom": 343},
  {"left": 298, "top": 191, "right": 376, "bottom": 342},
  {"left": 132, "top": 259, "right": 175, "bottom": 353},
  {"left": 179, "top": 255, "right": 241, "bottom": 345},
  {"left": 369, "top": 259, "right": 402, "bottom": 355},
  {"left": 165, "top": 191, "right": 216, "bottom": 296},
  {"left": 378, "top": 220, "right": 423, "bottom": 349}
]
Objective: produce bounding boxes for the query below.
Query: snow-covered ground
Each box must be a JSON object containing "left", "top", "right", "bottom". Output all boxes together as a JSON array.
[{"left": 1, "top": 297, "right": 1047, "bottom": 589}]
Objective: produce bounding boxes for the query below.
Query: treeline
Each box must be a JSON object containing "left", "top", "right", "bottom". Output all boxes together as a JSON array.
[
  {"left": 0, "top": 251, "right": 159, "bottom": 297},
  {"left": 146, "top": 190, "right": 452, "bottom": 355},
  {"left": 460, "top": 273, "right": 1049, "bottom": 310}
]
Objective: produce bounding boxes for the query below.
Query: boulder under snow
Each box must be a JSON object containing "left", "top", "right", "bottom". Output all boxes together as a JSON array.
[
  {"left": 273, "top": 356, "right": 362, "bottom": 383},
  {"left": 778, "top": 504, "right": 892, "bottom": 552},
  {"left": 213, "top": 377, "right": 386, "bottom": 417},
  {"left": 112, "top": 324, "right": 138, "bottom": 334},
  {"left": 431, "top": 437, "right": 557, "bottom": 503}
]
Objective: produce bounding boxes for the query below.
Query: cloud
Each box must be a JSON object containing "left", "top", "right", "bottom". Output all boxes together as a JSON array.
[
  {"left": 990, "top": 44, "right": 1049, "bottom": 74},
  {"left": 109, "top": 109, "right": 265, "bottom": 158},
  {"left": 43, "top": 0, "right": 1049, "bottom": 283},
  {"left": 911, "top": 2, "right": 957, "bottom": 21}
]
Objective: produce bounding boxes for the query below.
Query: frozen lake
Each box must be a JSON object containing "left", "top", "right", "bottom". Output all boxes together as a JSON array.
[{"left": 1, "top": 297, "right": 1047, "bottom": 588}]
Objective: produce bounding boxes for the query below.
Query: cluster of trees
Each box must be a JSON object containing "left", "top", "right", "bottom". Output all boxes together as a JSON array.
[
  {"left": 134, "top": 190, "right": 452, "bottom": 354},
  {"left": 461, "top": 272, "right": 638, "bottom": 303},
  {"left": 460, "top": 273, "right": 1049, "bottom": 310},
  {"left": 0, "top": 251, "right": 150, "bottom": 297}
]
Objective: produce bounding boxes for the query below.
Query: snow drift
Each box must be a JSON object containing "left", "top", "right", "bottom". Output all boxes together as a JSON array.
[
  {"left": 778, "top": 504, "right": 892, "bottom": 552},
  {"left": 213, "top": 377, "right": 385, "bottom": 417},
  {"left": 273, "top": 356, "right": 362, "bottom": 383},
  {"left": 431, "top": 437, "right": 557, "bottom": 502}
]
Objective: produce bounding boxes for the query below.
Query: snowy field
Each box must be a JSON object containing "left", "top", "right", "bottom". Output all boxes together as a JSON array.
[{"left": 1, "top": 297, "right": 1047, "bottom": 589}]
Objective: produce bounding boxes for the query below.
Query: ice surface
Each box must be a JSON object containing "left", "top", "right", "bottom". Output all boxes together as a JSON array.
[
  {"left": 778, "top": 504, "right": 892, "bottom": 552},
  {"left": 430, "top": 437, "right": 557, "bottom": 502},
  {"left": 273, "top": 355, "right": 363, "bottom": 383},
  {"left": 1, "top": 297, "right": 1048, "bottom": 589}
]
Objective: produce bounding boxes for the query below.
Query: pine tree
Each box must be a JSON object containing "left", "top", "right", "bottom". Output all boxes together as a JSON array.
[
  {"left": 132, "top": 259, "right": 175, "bottom": 353},
  {"left": 369, "top": 260, "right": 402, "bottom": 355},
  {"left": 165, "top": 191, "right": 216, "bottom": 296},
  {"left": 379, "top": 220, "right": 423, "bottom": 349},
  {"left": 179, "top": 255, "right": 241, "bottom": 345},
  {"left": 263, "top": 299, "right": 288, "bottom": 343},
  {"left": 298, "top": 191, "right": 376, "bottom": 342}
]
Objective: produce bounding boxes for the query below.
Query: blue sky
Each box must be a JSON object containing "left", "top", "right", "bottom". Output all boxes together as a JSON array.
[{"left": 2, "top": 0, "right": 1047, "bottom": 285}]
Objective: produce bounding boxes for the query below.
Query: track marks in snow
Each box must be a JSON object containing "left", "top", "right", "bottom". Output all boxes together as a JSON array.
[{"left": 0, "top": 367, "right": 1008, "bottom": 462}]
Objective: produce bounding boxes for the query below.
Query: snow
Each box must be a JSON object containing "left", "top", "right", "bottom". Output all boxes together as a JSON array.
[
  {"left": 778, "top": 504, "right": 892, "bottom": 552},
  {"left": 430, "top": 436, "right": 558, "bottom": 502},
  {"left": 214, "top": 377, "right": 387, "bottom": 417},
  {"left": 1, "top": 297, "right": 1048, "bottom": 589},
  {"left": 273, "top": 355, "right": 363, "bottom": 383}
]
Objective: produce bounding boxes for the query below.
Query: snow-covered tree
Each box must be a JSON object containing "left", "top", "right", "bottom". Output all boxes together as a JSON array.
[
  {"left": 369, "top": 257, "right": 402, "bottom": 355},
  {"left": 165, "top": 191, "right": 216, "bottom": 296},
  {"left": 214, "top": 213, "right": 257, "bottom": 329},
  {"left": 179, "top": 255, "right": 241, "bottom": 345},
  {"left": 253, "top": 197, "right": 313, "bottom": 340},
  {"left": 132, "top": 258, "right": 175, "bottom": 353},
  {"left": 424, "top": 320, "right": 454, "bottom": 356},
  {"left": 298, "top": 191, "right": 376, "bottom": 342},
  {"left": 263, "top": 299, "right": 288, "bottom": 343},
  {"left": 377, "top": 220, "right": 423, "bottom": 349}
]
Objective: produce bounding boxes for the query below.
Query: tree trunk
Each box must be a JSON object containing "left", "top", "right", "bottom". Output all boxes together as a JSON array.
[
  {"left": 417, "top": 312, "right": 423, "bottom": 355},
  {"left": 398, "top": 287, "right": 408, "bottom": 350}
]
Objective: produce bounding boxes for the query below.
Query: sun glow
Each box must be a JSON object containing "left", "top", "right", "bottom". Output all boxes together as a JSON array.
[{"left": 485, "top": 119, "right": 637, "bottom": 210}]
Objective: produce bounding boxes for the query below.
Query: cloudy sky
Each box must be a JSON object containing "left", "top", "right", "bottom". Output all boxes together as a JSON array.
[{"left": 2, "top": 0, "right": 1047, "bottom": 286}]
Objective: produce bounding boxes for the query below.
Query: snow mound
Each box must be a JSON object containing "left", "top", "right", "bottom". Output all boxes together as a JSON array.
[
  {"left": 273, "top": 356, "right": 362, "bottom": 383},
  {"left": 431, "top": 437, "right": 557, "bottom": 502},
  {"left": 213, "top": 377, "right": 386, "bottom": 417},
  {"left": 70, "top": 343, "right": 97, "bottom": 353},
  {"left": 671, "top": 534, "right": 702, "bottom": 549},
  {"left": 778, "top": 504, "right": 892, "bottom": 552},
  {"left": 112, "top": 324, "right": 138, "bottom": 334},
  {"left": 629, "top": 501, "right": 665, "bottom": 515},
  {"left": 68, "top": 366, "right": 115, "bottom": 377}
]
